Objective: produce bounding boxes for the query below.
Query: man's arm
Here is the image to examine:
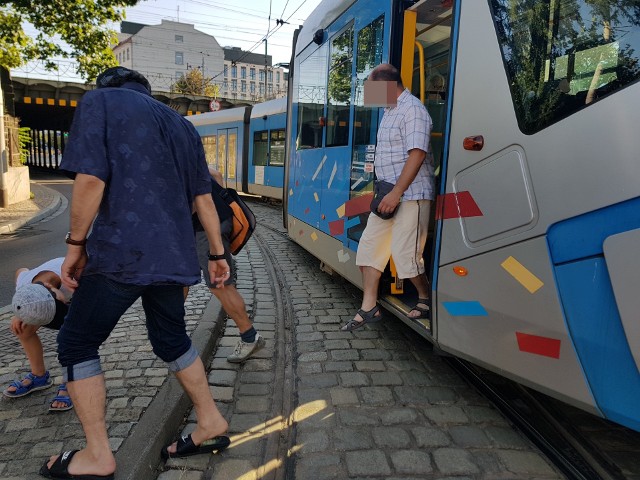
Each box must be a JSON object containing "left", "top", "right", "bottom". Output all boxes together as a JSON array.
[
  {"left": 61, "top": 173, "right": 105, "bottom": 290},
  {"left": 377, "top": 148, "right": 426, "bottom": 215},
  {"left": 193, "top": 192, "right": 229, "bottom": 288}
]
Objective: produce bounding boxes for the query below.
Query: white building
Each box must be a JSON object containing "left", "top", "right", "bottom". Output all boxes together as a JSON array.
[
  {"left": 113, "top": 20, "right": 224, "bottom": 93},
  {"left": 220, "top": 47, "right": 288, "bottom": 102}
]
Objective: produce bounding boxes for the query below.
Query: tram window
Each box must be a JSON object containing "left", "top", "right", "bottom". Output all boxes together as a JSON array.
[
  {"left": 253, "top": 131, "right": 268, "bottom": 166},
  {"left": 348, "top": 15, "right": 385, "bottom": 243},
  {"left": 295, "top": 43, "right": 328, "bottom": 150},
  {"left": 202, "top": 135, "right": 217, "bottom": 168},
  {"left": 490, "top": 0, "right": 640, "bottom": 134},
  {"left": 327, "top": 25, "right": 354, "bottom": 147},
  {"left": 270, "top": 129, "right": 285, "bottom": 166},
  {"left": 217, "top": 133, "right": 226, "bottom": 177},
  {"left": 227, "top": 132, "right": 237, "bottom": 179}
]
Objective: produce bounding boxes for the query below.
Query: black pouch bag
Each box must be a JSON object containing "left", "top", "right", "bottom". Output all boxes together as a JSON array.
[{"left": 370, "top": 180, "right": 398, "bottom": 220}]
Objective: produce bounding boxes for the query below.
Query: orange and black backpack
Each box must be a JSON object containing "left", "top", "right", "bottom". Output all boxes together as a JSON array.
[{"left": 211, "top": 181, "right": 256, "bottom": 255}]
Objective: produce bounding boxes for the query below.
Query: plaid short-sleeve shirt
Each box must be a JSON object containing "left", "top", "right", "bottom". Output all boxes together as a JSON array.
[{"left": 374, "top": 89, "right": 435, "bottom": 201}]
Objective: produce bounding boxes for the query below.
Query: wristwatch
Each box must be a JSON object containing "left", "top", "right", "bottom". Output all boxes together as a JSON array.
[{"left": 65, "top": 232, "right": 87, "bottom": 246}]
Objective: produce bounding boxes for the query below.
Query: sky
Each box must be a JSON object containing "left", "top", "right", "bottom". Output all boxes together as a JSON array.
[{"left": 12, "top": 0, "right": 317, "bottom": 81}]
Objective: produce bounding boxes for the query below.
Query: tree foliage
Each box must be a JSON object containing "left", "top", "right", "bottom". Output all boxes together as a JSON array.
[
  {"left": 172, "top": 68, "right": 219, "bottom": 97},
  {"left": 0, "top": 0, "right": 140, "bottom": 80}
]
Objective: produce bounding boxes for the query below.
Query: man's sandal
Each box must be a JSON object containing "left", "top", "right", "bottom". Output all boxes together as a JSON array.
[
  {"left": 341, "top": 305, "right": 383, "bottom": 331},
  {"left": 161, "top": 434, "right": 231, "bottom": 459},
  {"left": 408, "top": 298, "right": 430, "bottom": 319},
  {"left": 2, "top": 371, "right": 52, "bottom": 398},
  {"left": 39, "top": 450, "right": 114, "bottom": 479},
  {"left": 49, "top": 383, "right": 74, "bottom": 412}
]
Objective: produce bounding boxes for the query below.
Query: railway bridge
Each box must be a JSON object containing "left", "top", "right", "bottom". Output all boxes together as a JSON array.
[{"left": 7, "top": 75, "right": 248, "bottom": 169}]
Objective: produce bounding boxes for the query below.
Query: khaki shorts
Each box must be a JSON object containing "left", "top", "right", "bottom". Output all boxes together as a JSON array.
[{"left": 355, "top": 199, "right": 431, "bottom": 279}]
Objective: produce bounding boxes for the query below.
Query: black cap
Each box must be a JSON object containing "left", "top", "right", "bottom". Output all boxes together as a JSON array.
[{"left": 96, "top": 67, "right": 151, "bottom": 93}]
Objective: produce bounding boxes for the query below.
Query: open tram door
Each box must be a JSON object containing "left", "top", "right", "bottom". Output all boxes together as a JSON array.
[{"left": 379, "top": 0, "right": 454, "bottom": 336}]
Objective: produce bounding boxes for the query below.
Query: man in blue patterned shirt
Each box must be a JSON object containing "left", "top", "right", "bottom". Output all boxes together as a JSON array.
[
  {"left": 40, "top": 68, "right": 231, "bottom": 479},
  {"left": 342, "top": 63, "right": 435, "bottom": 331}
]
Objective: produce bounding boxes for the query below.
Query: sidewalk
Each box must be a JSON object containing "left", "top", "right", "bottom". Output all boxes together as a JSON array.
[
  {"left": 0, "top": 182, "right": 63, "bottom": 235},
  {"left": 0, "top": 176, "right": 226, "bottom": 479}
]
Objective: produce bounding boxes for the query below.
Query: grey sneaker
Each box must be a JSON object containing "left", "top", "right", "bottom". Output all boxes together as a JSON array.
[{"left": 227, "top": 334, "right": 265, "bottom": 363}]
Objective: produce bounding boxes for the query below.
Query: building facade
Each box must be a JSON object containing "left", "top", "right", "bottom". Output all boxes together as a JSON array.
[
  {"left": 220, "top": 47, "right": 287, "bottom": 102},
  {"left": 113, "top": 20, "right": 225, "bottom": 93}
]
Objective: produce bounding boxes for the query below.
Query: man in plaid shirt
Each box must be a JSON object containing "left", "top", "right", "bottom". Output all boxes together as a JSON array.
[{"left": 342, "top": 63, "right": 435, "bottom": 331}]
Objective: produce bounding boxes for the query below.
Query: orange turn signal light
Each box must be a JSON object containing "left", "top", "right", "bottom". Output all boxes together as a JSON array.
[
  {"left": 463, "top": 135, "right": 484, "bottom": 151},
  {"left": 453, "top": 266, "right": 468, "bottom": 276}
]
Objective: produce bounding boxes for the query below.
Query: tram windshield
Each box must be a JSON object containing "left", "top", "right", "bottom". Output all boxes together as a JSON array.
[{"left": 490, "top": 0, "right": 640, "bottom": 134}]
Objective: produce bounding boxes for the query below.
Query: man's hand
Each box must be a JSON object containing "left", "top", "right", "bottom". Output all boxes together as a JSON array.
[
  {"left": 61, "top": 246, "right": 88, "bottom": 291},
  {"left": 208, "top": 258, "right": 230, "bottom": 289},
  {"left": 378, "top": 190, "right": 402, "bottom": 216}
]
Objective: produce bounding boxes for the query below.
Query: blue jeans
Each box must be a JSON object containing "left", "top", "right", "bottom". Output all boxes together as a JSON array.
[{"left": 57, "top": 274, "right": 198, "bottom": 382}]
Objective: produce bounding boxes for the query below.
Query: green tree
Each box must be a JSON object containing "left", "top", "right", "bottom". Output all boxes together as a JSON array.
[
  {"left": 172, "top": 68, "right": 219, "bottom": 97},
  {"left": 0, "top": 0, "right": 140, "bottom": 80}
]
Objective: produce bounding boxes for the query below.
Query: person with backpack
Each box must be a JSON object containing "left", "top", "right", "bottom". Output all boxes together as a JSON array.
[{"left": 191, "top": 166, "right": 265, "bottom": 363}]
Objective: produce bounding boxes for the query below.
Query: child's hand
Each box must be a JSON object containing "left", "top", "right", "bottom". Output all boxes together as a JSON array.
[{"left": 10, "top": 317, "right": 26, "bottom": 335}]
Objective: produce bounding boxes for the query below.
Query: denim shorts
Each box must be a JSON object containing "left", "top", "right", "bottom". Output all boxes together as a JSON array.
[{"left": 57, "top": 274, "right": 197, "bottom": 381}]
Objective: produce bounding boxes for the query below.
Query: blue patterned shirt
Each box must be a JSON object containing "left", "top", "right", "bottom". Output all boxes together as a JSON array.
[
  {"left": 60, "top": 82, "right": 211, "bottom": 285},
  {"left": 374, "top": 89, "right": 435, "bottom": 200}
]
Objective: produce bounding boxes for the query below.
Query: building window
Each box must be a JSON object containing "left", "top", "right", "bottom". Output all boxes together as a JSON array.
[
  {"left": 259, "top": 84, "right": 264, "bottom": 94},
  {"left": 175, "top": 52, "right": 184, "bottom": 65},
  {"left": 224, "top": 64, "right": 228, "bottom": 77},
  {"left": 268, "top": 70, "right": 273, "bottom": 82},
  {"left": 268, "top": 84, "right": 273, "bottom": 95},
  {"left": 176, "top": 71, "right": 183, "bottom": 80},
  {"left": 126, "top": 48, "right": 130, "bottom": 60},
  {"left": 250, "top": 68, "right": 255, "bottom": 79},
  {"left": 175, "top": 35, "right": 183, "bottom": 43},
  {"left": 223, "top": 79, "right": 228, "bottom": 89},
  {"left": 231, "top": 79, "right": 237, "bottom": 91},
  {"left": 231, "top": 65, "right": 237, "bottom": 78},
  {"left": 250, "top": 82, "right": 255, "bottom": 93},
  {"left": 276, "top": 71, "right": 280, "bottom": 83},
  {"left": 259, "top": 70, "right": 265, "bottom": 82},
  {"left": 241, "top": 67, "right": 246, "bottom": 79},
  {"left": 241, "top": 81, "right": 246, "bottom": 92}
]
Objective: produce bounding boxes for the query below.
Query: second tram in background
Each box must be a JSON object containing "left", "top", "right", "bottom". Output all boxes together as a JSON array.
[
  {"left": 187, "top": 96, "right": 286, "bottom": 200},
  {"left": 284, "top": 0, "right": 640, "bottom": 433}
]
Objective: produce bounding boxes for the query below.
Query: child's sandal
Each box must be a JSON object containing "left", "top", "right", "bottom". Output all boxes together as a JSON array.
[
  {"left": 49, "top": 383, "right": 74, "bottom": 412},
  {"left": 2, "top": 371, "right": 52, "bottom": 398}
]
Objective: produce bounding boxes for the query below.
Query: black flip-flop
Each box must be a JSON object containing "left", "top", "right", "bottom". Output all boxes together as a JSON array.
[
  {"left": 39, "top": 450, "right": 114, "bottom": 479},
  {"left": 161, "top": 434, "right": 231, "bottom": 459}
]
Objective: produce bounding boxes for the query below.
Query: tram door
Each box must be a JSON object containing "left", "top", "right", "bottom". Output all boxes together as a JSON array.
[
  {"left": 216, "top": 128, "right": 239, "bottom": 191},
  {"left": 391, "top": 2, "right": 454, "bottom": 326}
]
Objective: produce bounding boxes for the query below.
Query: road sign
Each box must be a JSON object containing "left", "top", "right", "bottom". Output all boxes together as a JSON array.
[{"left": 210, "top": 100, "right": 221, "bottom": 111}]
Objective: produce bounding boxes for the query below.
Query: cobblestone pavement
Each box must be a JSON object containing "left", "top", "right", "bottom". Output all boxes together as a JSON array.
[
  {"left": 0, "top": 183, "right": 566, "bottom": 479},
  {"left": 155, "top": 203, "right": 566, "bottom": 480}
]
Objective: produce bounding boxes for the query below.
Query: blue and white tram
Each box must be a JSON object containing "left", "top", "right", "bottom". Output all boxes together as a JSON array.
[
  {"left": 247, "top": 97, "right": 287, "bottom": 200},
  {"left": 187, "top": 106, "right": 250, "bottom": 193},
  {"left": 186, "top": 97, "right": 287, "bottom": 200},
  {"left": 284, "top": 0, "right": 640, "bottom": 432}
]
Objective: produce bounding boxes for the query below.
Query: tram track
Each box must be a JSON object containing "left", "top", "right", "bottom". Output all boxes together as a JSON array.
[
  {"left": 447, "top": 358, "right": 631, "bottom": 480},
  {"left": 249, "top": 205, "right": 298, "bottom": 480},
  {"left": 248, "top": 198, "right": 640, "bottom": 480}
]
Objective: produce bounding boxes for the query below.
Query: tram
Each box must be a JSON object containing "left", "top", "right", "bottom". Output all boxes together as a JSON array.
[
  {"left": 283, "top": 0, "right": 640, "bottom": 432},
  {"left": 187, "top": 96, "right": 287, "bottom": 200}
]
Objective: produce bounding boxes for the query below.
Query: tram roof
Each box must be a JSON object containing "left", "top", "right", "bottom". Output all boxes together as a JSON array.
[
  {"left": 296, "top": 0, "right": 357, "bottom": 55},
  {"left": 250, "top": 97, "right": 287, "bottom": 119},
  {"left": 186, "top": 106, "right": 249, "bottom": 126}
]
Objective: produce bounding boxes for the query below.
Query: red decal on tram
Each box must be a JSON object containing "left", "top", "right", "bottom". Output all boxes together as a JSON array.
[{"left": 516, "top": 332, "right": 561, "bottom": 359}]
